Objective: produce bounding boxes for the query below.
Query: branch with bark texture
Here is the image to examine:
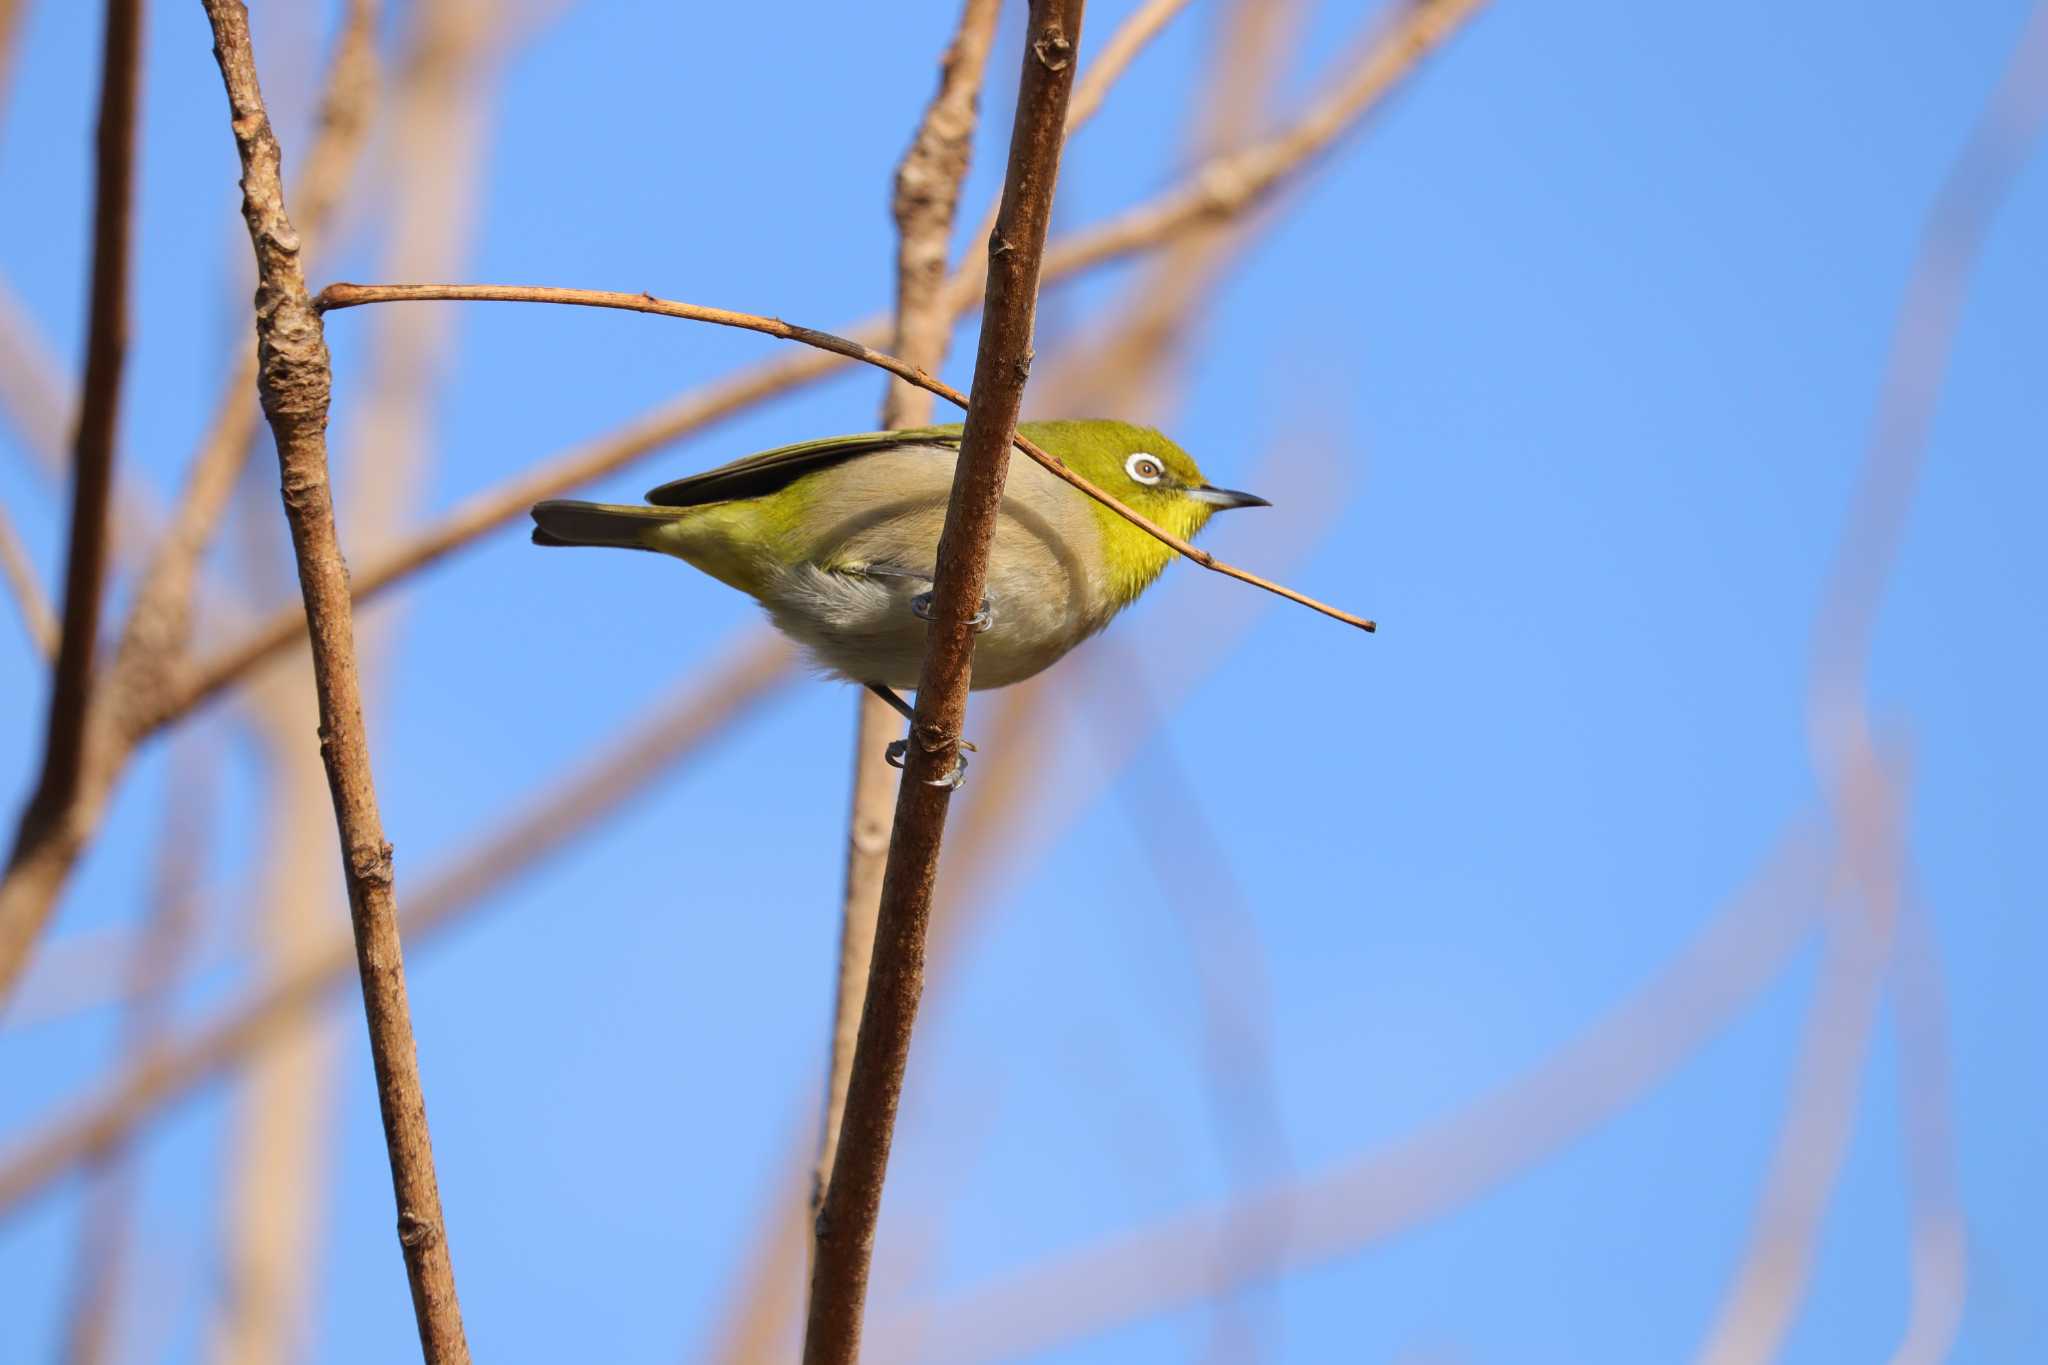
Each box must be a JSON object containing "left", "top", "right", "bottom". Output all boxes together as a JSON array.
[
  {"left": 820, "top": 0, "right": 1003, "bottom": 1232},
  {"left": 151, "top": 0, "right": 1486, "bottom": 722},
  {"left": 802, "top": 4, "right": 1087, "bottom": 1362},
  {"left": 196, "top": 4, "right": 469, "bottom": 1360},
  {"left": 0, "top": 0, "right": 141, "bottom": 998},
  {"left": 315, "top": 282, "right": 1375, "bottom": 632},
  {"left": 0, "top": 497, "right": 55, "bottom": 657}
]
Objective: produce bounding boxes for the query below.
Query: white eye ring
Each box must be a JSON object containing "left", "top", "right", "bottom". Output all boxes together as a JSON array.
[{"left": 1125, "top": 452, "right": 1165, "bottom": 485}]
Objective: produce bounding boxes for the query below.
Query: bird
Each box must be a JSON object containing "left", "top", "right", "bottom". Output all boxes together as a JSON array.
[{"left": 529, "top": 418, "right": 1267, "bottom": 780}]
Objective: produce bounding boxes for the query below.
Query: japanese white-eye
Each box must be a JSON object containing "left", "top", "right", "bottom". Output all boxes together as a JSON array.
[{"left": 529, "top": 419, "right": 1266, "bottom": 699}]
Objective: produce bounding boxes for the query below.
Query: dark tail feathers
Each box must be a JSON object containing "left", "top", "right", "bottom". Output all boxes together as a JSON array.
[{"left": 530, "top": 499, "right": 676, "bottom": 552}]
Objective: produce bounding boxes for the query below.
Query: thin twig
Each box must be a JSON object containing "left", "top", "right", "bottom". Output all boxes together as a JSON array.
[
  {"left": 0, "top": 0, "right": 142, "bottom": 1000},
  {"left": 153, "top": 4, "right": 1474, "bottom": 722},
  {"left": 315, "top": 281, "right": 1376, "bottom": 633},
  {"left": 957, "top": 0, "right": 1195, "bottom": 290},
  {"left": 0, "top": 496, "right": 57, "bottom": 657},
  {"left": 0, "top": 635, "right": 795, "bottom": 1217},
  {"left": 196, "top": 5, "right": 469, "bottom": 1358},
  {"left": 803, "top": 5, "right": 1087, "bottom": 1361},
  {"left": 818, "top": 0, "right": 1004, "bottom": 1234}
]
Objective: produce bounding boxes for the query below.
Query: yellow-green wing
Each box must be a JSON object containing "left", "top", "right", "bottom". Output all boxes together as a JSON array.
[{"left": 644, "top": 426, "right": 964, "bottom": 508}]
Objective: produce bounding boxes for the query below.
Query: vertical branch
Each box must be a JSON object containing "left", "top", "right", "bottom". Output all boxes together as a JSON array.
[
  {"left": 802, "top": 4, "right": 1087, "bottom": 1363},
  {"left": 818, "top": 0, "right": 1002, "bottom": 1226},
  {"left": 196, "top": 5, "right": 471, "bottom": 1361},
  {"left": 0, "top": 0, "right": 141, "bottom": 998}
]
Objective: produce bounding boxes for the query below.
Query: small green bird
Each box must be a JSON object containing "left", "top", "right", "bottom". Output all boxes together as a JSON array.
[{"left": 530, "top": 418, "right": 1266, "bottom": 744}]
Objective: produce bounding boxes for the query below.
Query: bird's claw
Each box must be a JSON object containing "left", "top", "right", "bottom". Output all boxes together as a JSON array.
[
  {"left": 910, "top": 591, "right": 993, "bottom": 633},
  {"left": 885, "top": 739, "right": 970, "bottom": 789}
]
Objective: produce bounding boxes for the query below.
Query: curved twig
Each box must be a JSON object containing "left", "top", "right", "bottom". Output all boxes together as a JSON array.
[{"left": 315, "top": 281, "right": 1376, "bottom": 633}]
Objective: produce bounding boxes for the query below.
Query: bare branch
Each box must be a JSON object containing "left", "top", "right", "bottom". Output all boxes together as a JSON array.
[
  {"left": 0, "top": 496, "right": 56, "bottom": 657},
  {"left": 0, "top": 635, "right": 795, "bottom": 1217},
  {"left": 315, "top": 281, "right": 1377, "bottom": 632},
  {"left": 0, "top": 0, "right": 384, "bottom": 1009},
  {"left": 154, "top": 4, "right": 1474, "bottom": 721},
  {"left": 196, "top": 4, "right": 469, "bottom": 1357},
  {"left": 818, "top": 0, "right": 1005, "bottom": 1236},
  {"left": 802, "top": 5, "right": 1088, "bottom": 1360},
  {"left": 0, "top": 0, "right": 142, "bottom": 997}
]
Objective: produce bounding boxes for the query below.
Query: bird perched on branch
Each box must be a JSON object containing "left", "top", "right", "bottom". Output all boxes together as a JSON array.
[{"left": 530, "top": 419, "right": 1266, "bottom": 780}]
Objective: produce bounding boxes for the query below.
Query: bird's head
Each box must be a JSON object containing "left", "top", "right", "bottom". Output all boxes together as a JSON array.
[{"left": 1020, "top": 418, "right": 1268, "bottom": 603}]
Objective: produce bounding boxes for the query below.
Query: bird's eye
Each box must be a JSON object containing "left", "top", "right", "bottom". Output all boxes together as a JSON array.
[{"left": 1125, "top": 452, "right": 1165, "bottom": 485}]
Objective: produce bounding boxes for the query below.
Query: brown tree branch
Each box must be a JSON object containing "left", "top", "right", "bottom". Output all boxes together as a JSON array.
[
  {"left": 0, "top": 0, "right": 142, "bottom": 998},
  {"left": 152, "top": 2, "right": 1478, "bottom": 723},
  {"left": 0, "top": 496, "right": 56, "bottom": 657},
  {"left": 0, "top": 0, "right": 382, "bottom": 1009},
  {"left": 801, "top": 5, "right": 1088, "bottom": 1361},
  {"left": 819, "top": 0, "right": 1004, "bottom": 1234},
  {"left": 313, "top": 281, "right": 1376, "bottom": 633},
  {"left": 0, "top": 634, "right": 795, "bottom": 1218},
  {"left": 196, "top": 5, "right": 469, "bottom": 1358}
]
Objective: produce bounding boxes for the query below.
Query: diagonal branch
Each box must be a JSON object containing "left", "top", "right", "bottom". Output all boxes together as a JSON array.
[
  {"left": 0, "top": 634, "right": 795, "bottom": 1220},
  {"left": 0, "top": 0, "right": 382, "bottom": 1009},
  {"left": 0, "top": 496, "right": 56, "bottom": 658},
  {"left": 196, "top": 4, "right": 469, "bottom": 1359},
  {"left": 801, "top": 5, "right": 1088, "bottom": 1362},
  {"left": 314, "top": 282, "right": 1376, "bottom": 632},
  {"left": 0, "top": 0, "right": 142, "bottom": 996},
  {"left": 821, "top": 0, "right": 1004, "bottom": 1236},
  {"left": 153, "top": 0, "right": 1486, "bottom": 724}
]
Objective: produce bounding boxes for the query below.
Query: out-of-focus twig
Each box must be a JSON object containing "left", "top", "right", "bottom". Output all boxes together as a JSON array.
[
  {"left": 0, "top": 497, "right": 55, "bottom": 657},
  {"left": 56, "top": 741, "right": 214, "bottom": 1365},
  {"left": 803, "top": 7, "right": 1088, "bottom": 1362},
  {"left": 197, "top": 5, "right": 471, "bottom": 1356},
  {"left": 0, "top": 634, "right": 796, "bottom": 1217},
  {"left": 1697, "top": 8, "right": 2048, "bottom": 1359},
  {"left": 0, "top": 0, "right": 142, "bottom": 1002},
  {"left": 0, "top": 277, "right": 72, "bottom": 471},
  {"left": 156, "top": 2, "right": 1474, "bottom": 722},
  {"left": 818, "top": 0, "right": 1005, "bottom": 1238},
  {"left": 0, "top": 0, "right": 382, "bottom": 1010},
  {"left": 872, "top": 832, "right": 1830, "bottom": 1363}
]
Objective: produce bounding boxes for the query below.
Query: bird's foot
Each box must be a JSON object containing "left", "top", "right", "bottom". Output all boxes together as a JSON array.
[
  {"left": 910, "top": 590, "right": 994, "bottom": 633},
  {"left": 885, "top": 738, "right": 970, "bottom": 789}
]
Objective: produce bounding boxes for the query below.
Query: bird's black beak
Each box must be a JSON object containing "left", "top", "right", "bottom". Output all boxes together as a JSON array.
[{"left": 1188, "top": 484, "right": 1271, "bottom": 510}]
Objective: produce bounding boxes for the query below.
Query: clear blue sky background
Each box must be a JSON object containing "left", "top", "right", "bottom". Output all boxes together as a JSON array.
[{"left": 2, "top": 2, "right": 2043, "bottom": 1362}]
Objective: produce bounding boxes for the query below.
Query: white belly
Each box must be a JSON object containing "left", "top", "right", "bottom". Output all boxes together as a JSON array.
[{"left": 752, "top": 449, "right": 1114, "bottom": 690}]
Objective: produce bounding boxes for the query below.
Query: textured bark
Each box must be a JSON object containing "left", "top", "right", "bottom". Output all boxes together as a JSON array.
[
  {"left": 818, "top": 0, "right": 1003, "bottom": 1232},
  {"left": 196, "top": 4, "right": 470, "bottom": 1359},
  {"left": 800, "top": 5, "right": 1088, "bottom": 1362}
]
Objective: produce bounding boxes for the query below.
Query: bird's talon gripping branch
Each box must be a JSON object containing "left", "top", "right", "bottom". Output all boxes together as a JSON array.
[
  {"left": 884, "top": 738, "right": 970, "bottom": 788},
  {"left": 911, "top": 589, "right": 994, "bottom": 633}
]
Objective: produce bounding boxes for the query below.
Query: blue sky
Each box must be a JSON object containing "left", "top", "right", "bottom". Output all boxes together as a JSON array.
[{"left": 2, "top": 2, "right": 2044, "bottom": 1362}]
